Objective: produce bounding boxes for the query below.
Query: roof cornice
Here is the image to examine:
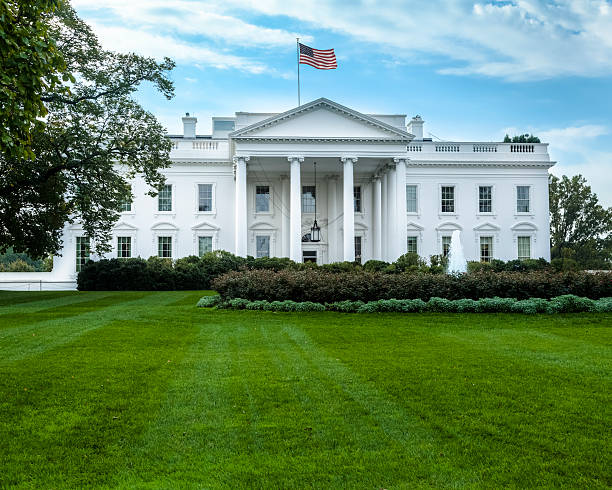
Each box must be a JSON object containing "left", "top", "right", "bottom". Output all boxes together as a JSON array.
[{"left": 230, "top": 97, "right": 413, "bottom": 141}]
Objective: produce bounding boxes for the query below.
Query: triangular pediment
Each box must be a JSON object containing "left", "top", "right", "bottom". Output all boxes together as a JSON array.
[
  {"left": 474, "top": 222, "right": 501, "bottom": 232},
  {"left": 192, "top": 220, "right": 220, "bottom": 231},
  {"left": 231, "top": 98, "right": 412, "bottom": 141},
  {"left": 114, "top": 221, "right": 138, "bottom": 231},
  {"left": 407, "top": 221, "right": 424, "bottom": 231}
]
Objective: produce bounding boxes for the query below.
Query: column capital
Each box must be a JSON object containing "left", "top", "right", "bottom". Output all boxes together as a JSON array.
[
  {"left": 340, "top": 156, "right": 358, "bottom": 164},
  {"left": 287, "top": 155, "right": 304, "bottom": 163},
  {"left": 393, "top": 156, "right": 409, "bottom": 165},
  {"left": 232, "top": 155, "right": 250, "bottom": 164}
]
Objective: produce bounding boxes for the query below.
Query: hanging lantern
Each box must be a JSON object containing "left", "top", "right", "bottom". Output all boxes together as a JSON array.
[
  {"left": 310, "top": 161, "right": 321, "bottom": 242},
  {"left": 310, "top": 219, "right": 321, "bottom": 242}
]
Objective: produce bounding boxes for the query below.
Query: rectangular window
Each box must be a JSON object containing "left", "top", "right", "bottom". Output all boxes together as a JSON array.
[
  {"left": 518, "top": 236, "right": 531, "bottom": 260},
  {"left": 480, "top": 236, "right": 493, "bottom": 263},
  {"left": 442, "top": 235, "right": 452, "bottom": 257},
  {"left": 119, "top": 199, "right": 132, "bottom": 212},
  {"left": 158, "top": 184, "right": 172, "bottom": 212},
  {"left": 406, "top": 185, "right": 418, "bottom": 213},
  {"left": 479, "top": 186, "right": 492, "bottom": 213},
  {"left": 441, "top": 186, "right": 455, "bottom": 213},
  {"left": 75, "top": 236, "right": 90, "bottom": 272},
  {"left": 354, "top": 236, "right": 362, "bottom": 264},
  {"left": 517, "top": 186, "right": 530, "bottom": 213},
  {"left": 256, "top": 235, "right": 270, "bottom": 258},
  {"left": 353, "top": 186, "right": 362, "bottom": 212},
  {"left": 158, "top": 236, "right": 172, "bottom": 258},
  {"left": 198, "top": 236, "right": 213, "bottom": 256},
  {"left": 198, "top": 184, "right": 213, "bottom": 212},
  {"left": 303, "top": 250, "right": 317, "bottom": 263},
  {"left": 255, "top": 185, "right": 270, "bottom": 213},
  {"left": 117, "top": 236, "right": 131, "bottom": 258},
  {"left": 302, "top": 185, "right": 316, "bottom": 213},
  {"left": 407, "top": 236, "right": 418, "bottom": 254}
]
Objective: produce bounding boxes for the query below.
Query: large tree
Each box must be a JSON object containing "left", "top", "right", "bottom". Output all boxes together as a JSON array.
[
  {"left": 0, "top": 3, "right": 175, "bottom": 257},
  {"left": 549, "top": 174, "right": 612, "bottom": 268},
  {"left": 0, "top": 0, "right": 67, "bottom": 160}
]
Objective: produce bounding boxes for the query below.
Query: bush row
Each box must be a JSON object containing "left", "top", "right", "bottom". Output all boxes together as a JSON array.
[
  {"left": 212, "top": 269, "right": 612, "bottom": 302},
  {"left": 198, "top": 294, "right": 612, "bottom": 314},
  {"left": 77, "top": 249, "right": 557, "bottom": 291}
]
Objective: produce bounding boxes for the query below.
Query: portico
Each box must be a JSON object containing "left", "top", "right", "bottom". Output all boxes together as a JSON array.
[{"left": 229, "top": 98, "right": 413, "bottom": 264}]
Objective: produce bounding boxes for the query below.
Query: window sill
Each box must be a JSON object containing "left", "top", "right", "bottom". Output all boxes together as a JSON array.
[
  {"left": 514, "top": 213, "right": 534, "bottom": 217},
  {"left": 154, "top": 212, "right": 176, "bottom": 219}
]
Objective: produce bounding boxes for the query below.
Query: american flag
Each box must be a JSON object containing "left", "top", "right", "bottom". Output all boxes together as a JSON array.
[{"left": 299, "top": 43, "right": 337, "bottom": 70}]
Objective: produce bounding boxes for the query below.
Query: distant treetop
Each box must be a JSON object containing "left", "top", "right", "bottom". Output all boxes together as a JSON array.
[{"left": 504, "top": 134, "right": 541, "bottom": 143}]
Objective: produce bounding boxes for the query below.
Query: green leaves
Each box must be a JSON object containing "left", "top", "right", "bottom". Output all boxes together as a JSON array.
[
  {"left": 0, "top": 1, "right": 174, "bottom": 257},
  {"left": 549, "top": 174, "right": 612, "bottom": 268}
]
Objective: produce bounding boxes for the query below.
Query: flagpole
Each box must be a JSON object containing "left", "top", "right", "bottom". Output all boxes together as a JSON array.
[{"left": 296, "top": 38, "right": 301, "bottom": 106}]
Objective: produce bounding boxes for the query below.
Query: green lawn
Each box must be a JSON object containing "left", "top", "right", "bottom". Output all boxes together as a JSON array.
[{"left": 0, "top": 291, "right": 610, "bottom": 489}]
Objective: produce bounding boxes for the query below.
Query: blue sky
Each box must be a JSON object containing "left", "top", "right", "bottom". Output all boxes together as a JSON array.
[{"left": 72, "top": 0, "right": 612, "bottom": 206}]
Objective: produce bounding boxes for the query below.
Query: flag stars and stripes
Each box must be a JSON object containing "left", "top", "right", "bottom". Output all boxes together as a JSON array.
[{"left": 299, "top": 43, "right": 337, "bottom": 70}]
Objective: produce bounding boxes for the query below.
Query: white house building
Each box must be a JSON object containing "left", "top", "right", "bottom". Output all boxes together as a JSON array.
[{"left": 2, "top": 98, "right": 555, "bottom": 289}]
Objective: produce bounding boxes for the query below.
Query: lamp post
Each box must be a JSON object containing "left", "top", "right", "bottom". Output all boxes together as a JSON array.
[{"left": 310, "top": 161, "right": 321, "bottom": 242}]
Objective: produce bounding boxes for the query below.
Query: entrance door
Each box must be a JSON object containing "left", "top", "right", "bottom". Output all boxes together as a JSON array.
[{"left": 302, "top": 250, "right": 317, "bottom": 263}]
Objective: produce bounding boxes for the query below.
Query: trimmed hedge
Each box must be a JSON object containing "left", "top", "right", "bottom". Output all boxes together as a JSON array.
[
  {"left": 198, "top": 294, "right": 612, "bottom": 314},
  {"left": 212, "top": 269, "right": 612, "bottom": 302},
  {"left": 78, "top": 249, "right": 562, "bottom": 291}
]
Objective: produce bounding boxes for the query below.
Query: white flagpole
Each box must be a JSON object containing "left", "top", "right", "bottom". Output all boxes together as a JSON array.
[{"left": 296, "top": 38, "right": 301, "bottom": 106}]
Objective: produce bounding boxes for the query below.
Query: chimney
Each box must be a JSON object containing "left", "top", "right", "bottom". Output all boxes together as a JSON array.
[
  {"left": 182, "top": 112, "right": 197, "bottom": 138},
  {"left": 407, "top": 115, "right": 424, "bottom": 140}
]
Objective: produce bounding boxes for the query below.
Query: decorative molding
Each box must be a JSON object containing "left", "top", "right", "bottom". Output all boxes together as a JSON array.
[{"left": 229, "top": 97, "right": 413, "bottom": 141}]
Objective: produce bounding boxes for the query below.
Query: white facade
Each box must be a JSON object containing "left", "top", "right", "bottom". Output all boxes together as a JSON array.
[{"left": 35, "top": 98, "right": 554, "bottom": 287}]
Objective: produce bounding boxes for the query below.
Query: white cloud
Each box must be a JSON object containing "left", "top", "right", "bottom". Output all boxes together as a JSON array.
[
  {"left": 89, "top": 23, "right": 270, "bottom": 74},
  {"left": 72, "top": 0, "right": 310, "bottom": 47},
  {"left": 217, "top": 0, "right": 612, "bottom": 81},
  {"left": 539, "top": 125, "right": 609, "bottom": 152}
]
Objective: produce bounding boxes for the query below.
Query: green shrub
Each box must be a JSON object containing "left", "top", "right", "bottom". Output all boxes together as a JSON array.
[
  {"left": 363, "top": 260, "right": 389, "bottom": 272},
  {"left": 477, "top": 297, "right": 516, "bottom": 313},
  {"left": 454, "top": 298, "right": 479, "bottom": 312},
  {"left": 546, "top": 295, "right": 596, "bottom": 313},
  {"left": 594, "top": 297, "right": 612, "bottom": 312},
  {"left": 511, "top": 298, "right": 549, "bottom": 314},
  {"left": 208, "top": 295, "right": 609, "bottom": 314},
  {"left": 196, "top": 295, "right": 222, "bottom": 308},
  {"left": 327, "top": 300, "right": 364, "bottom": 312},
  {"left": 212, "top": 269, "right": 612, "bottom": 303},
  {"left": 426, "top": 297, "right": 457, "bottom": 312}
]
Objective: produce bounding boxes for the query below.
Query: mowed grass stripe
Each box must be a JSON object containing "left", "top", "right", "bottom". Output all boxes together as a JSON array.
[
  {"left": 115, "top": 322, "right": 249, "bottom": 488},
  {"left": 302, "top": 313, "right": 612, "bottom": 487},
  {"left": 0, "top": 291, "right": 130, "bottom": 329},
  {"left": 0, "top": 292, "right": 181, "bottom": 363},
  {"left": 0, "top": 290, "right": 78, "bottom": 307},
  {"left": 0, "top": 313, "right": 199, "bottom": 489},
  {"left": 280, "top": 321, "right": 480, "bottom": 488},
  {"left": 257, "top": 318, "right": 473, "bottom": 488}
]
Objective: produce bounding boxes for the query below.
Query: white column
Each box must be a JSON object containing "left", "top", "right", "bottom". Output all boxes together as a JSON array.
[
  {"left": 281, "top": 174, "right": 290, "bottom": 257},
  {"left": 394, "top": 157, "right": 408, "bottom": 259},
  {"left": 327, "top": 175, "right": 338, "bottom": 263},
  {"left": 372, "top": 176, "right": 382, "bottom": 260},
  {"left": 288, "top": 156, "right": 303, "bottom": 262},
  {"left": 381, "top": 171, "right": 388, "bottom": 261},
  {"left": 341, "top": 156, "right": 357, "bottom": 262},
  {"left": 233, "top": 156, "right": 249, "bottom": 257},
  {"left": 387, "top": 163, "right": 398, "bottom": 261}
]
